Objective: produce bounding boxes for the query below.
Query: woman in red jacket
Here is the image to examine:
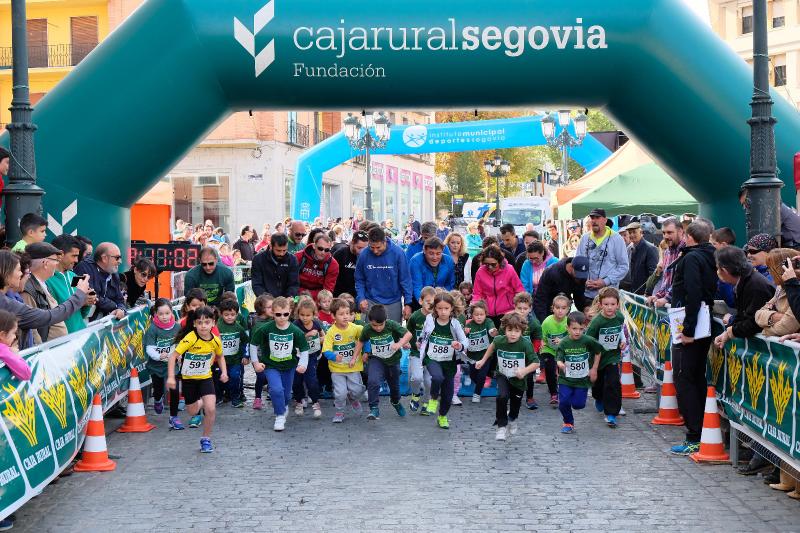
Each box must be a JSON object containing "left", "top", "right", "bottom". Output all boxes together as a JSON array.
[
  {"left": 472, "top": 245, "right": 524, "bottom": 324},
  {"left": 296, "top": 234, "right": 340, "bottom": 301}
]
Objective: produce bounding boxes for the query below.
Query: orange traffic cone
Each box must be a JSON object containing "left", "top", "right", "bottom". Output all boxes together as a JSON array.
[
  {"left": 691, "top": 386, "right": 730, "bottom": 464},
  {"left": 74, "top": 394, "right": 116, "bottom": 472},
  {"left": 651, "top": 361, "right": 684, "bottom": 425},
  {"left": 620, "top": 352, "right": 640, "bottom": 399},
  {"left": 118, "top": 368, "right": 156, "bottom": 433}
]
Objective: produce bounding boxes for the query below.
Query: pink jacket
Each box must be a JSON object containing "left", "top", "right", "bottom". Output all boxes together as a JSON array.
[
  {"left": 472, "top": 261, "right": 524, "bottom": 317},
  {"left": 0, "top": 344, "right": 31, "bottom": 380}
]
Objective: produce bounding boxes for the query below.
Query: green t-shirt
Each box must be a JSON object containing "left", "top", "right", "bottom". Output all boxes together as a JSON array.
[
  {"left": 250, "top": 321, "right": 310, "bottom": 371},
  {"left": 540, "top": 315, "right": 568, "bottom": 357},
  {"left": 184, "top": 265, "right": 234, "bottom": 306},
  {"left": 217, "top": 318, "right": 249, "bottom": 367},
  {"left": 490, "top": 335, "right": 538, "bottom": 391},
  {"left": 423, "top": 321, "right": 459, "bottom": 376},
  {"left": 407, "top": 310, "right": 428, "bottom": 358},
  {"left": 143, "top": 322, "right": 181, "bottom": 378},
  {"left": 556, "top": 335, "right": 604, "bottom": 389},
  {"left": 499, "top": 314, "right": 543, "bottom": 344},
  {"left": 585, "top": 311, "right": 624, "bottom": 369},
  {"left": 464, "top": 318, "right": 495, "bottom": 361},
  {"left": 359, "top": 320, "right": 409, "bottom": 365}
]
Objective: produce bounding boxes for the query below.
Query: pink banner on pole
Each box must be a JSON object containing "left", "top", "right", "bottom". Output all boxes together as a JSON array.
[
  {"left": 385, "top": 165, "right": 399, "bottom": 184},
  {"left": 371, "top": 162, "right": 385, "bottom": 181},
  {"left": 412, "top": 172, "right": 423, "bottom": 190},
  {"left": 423, "top": 175, "right": 434, "bottom": 191},
  {"left": 399, "top": 169, "right": 411, "bottom": 186}
]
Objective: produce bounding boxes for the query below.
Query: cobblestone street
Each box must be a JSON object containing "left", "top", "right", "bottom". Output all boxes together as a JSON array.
[{"left": 13, "top": 380, "right": 800, "bottom": 532}]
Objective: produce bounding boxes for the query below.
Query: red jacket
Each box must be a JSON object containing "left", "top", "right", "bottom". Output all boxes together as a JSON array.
[
  {"left": 472, "top": 261, "right": 524, "bottom": 317},
  {"left": 295, "top": 245, "right": 340, "bottom": 300}
]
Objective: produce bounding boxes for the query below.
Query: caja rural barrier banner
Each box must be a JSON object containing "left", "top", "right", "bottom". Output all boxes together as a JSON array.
[{"left": 621, "top": 292, "right": 800, "bottom": 466}]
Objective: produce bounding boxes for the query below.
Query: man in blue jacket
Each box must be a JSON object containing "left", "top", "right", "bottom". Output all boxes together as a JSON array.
[
  {"left": 355, "top": 227, "right": 413, "bottom": 322},
  {"left": 409, "top": 237, "right": 456, "bottom": 300},
  {"left": 405, "top": 221, "right": 436, "bottom": 262}
]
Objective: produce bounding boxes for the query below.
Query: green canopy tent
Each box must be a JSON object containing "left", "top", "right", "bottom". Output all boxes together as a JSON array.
[{"left": 557, "top": 163, "right": 698, "bottom": 219}]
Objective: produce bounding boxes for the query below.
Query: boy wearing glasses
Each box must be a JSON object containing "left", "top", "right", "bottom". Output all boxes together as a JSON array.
[{"left": 295, "top": 234, "right": 340, "bottom": 301}]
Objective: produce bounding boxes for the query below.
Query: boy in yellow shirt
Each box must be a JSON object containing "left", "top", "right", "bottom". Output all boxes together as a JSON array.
[{"left": 322, "top": 298, "right": 366, "bottom": 423}]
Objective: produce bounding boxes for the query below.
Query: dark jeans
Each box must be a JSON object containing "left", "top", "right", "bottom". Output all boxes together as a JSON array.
[
  {"left": 540, "top": 354, "right": 558, "bottom": 395},
  {"left": 673, "top": 337, "right": 712, "bottom": 442},
  {"left": 495, "top": 374, "right": 523, "bottom": 427},
  {"left": 225, "top": 364, "right": 243, "bottom": 402},
  {"left": 292, "top": 355, "right": 320, "bottom": 403},
  {"left": 559, "top": 384, "right": 588, "bottom": 425},
  {"left": 591, "top": 364, "right": 622, "bottom": 416},
  {"left": 151, "top": 374, "right": 180, "bottom": 417},
  {"left": 468, "top": 360, "right": 491, "bottom": 395},
  {"left": 367, "top": 358, "right": 401, "bottom": 408},
  {"left": 426, "top": 361, "right": 453, "bottom": 416}
]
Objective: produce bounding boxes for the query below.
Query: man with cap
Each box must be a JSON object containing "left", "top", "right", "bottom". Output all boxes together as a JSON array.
[
  {"left": 575, "top": 208, "right": 629, "bottom": 299},
  {"left": 624, "top": 222, "right": 659, "bottom": 295},
  {"left": 21, "top": 242, "right": 73, "bottom": 344},
  {"left": 532, "top": 256, "right": 590, "bottom": 322},
  {"left": 744, "top": 233, "right": 778, "bottom": 282}
]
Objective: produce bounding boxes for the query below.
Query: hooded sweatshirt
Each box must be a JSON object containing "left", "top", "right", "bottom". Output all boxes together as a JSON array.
[
  {"left": 472, "top": 260, "right": 525, "bottom": 317},
  {"left": 575, "top": 228, "right": 629, "bottom": 299},
  {"left": 355, "top": 238, "right": 412, "bottom": 305},
  {"left": 295, "top": 244, "right": 340, "bottom": 300}
]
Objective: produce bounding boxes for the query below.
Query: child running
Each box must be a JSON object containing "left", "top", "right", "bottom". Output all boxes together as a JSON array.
[
  {"left": 143, "top": 298, "right": 182, "bottom": 427},
  {"left": 540, "top": 294, "right": 571, "bottom": 407},
  {"left": 322, "top": 298, "right": 366, "bottom": 423},
  {"left": 449, "top": 289, "right": 468, "bottom": 406},
  {"left": 217, "top": 299, "right": 249, "bottom": 408},
  {"left": 585, "top": 287, "right": 626, "bottom": 428},
  {"left": 511, "top": 292, "right": 543, "bottom": 410},
  {"left": 249, "top": 296, "right": 309, "bottom": 431},
  {"left": 463, "top": 300, "right": 497, "bottom": 403},
  {"left": 475, "top": 313, "right": 539, "bottom": 441},
  {"left": 556, "top": 311, "right": 603, "bottom": 434},
  {"left": 167, "top": 306, "right": 227, "bottom": 453},
  {"left": 292, "top": 297, "right": 324, "bottom": 418},
  {"left": 355, "top": 304, "right": 411, "bottom": 420},
  {"left": 406, "top": 286, "right": 436, "bottom": 412},
  {"left": 247, "top": 294, "right": 273, "bottom": 410},
  {"left": 418, "top": 292, "right": 468, "bottom": 429}
]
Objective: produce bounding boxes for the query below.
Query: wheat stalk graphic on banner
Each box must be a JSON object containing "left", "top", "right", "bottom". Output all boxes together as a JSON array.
[
  {"left": 2, "top": 383, "right": 37, "bottom": 446},
  {"left": 727, "top": 344, "right": 742, "bottom": 394},
  {"left": 67, "top": 363, "right": 88, "bottom": 410},
  {"left": 745, "top": 352, "right": 766, "bottom": 410},
  {"left": 39, "top": 374, "right": 68, "bottom": 429},
  {"left": 769, "top": 361, "right": 792, "bottom": 425},
  {"left": 710, "top": 345, "right": 724, "bottom": 385}
]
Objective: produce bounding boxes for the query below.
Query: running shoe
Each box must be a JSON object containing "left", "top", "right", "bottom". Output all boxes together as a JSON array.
[
  {"left": 0, "top": 518, "right": 12, "bottom": 531},
  {"left": 423, "top": 399, "right": 438, "bottom": 416},
  {"left": 409, "top": 395, "right": 421, "bottom": 412},
  {"left": 312, "top": 402, "right": 322, "bottom": 418},
  {"left": 484, "top": 377, "right": 492, "bottom": 389},
  {"left": 451, "top": 395, "right": 462, "bottom": 406},
  {"left": 274, "top": 415, "right": 286, "bottom": 431},
  {"left": 392, "top": 402, "right": 406, "bottom": 417},
  {"left": 169, "top": 416, "right": 185, "bottom": 430},
  {"left": 560, "top": 424, "right": 574, "bottom": 434},
  {"left": 178, "top": 398, "right": 185, "bottom": 411},
  {"left": 606, "top": 415, "right": 618, "bottom": 428},
  {"left": 188, "top": 415, "right": 202, "bottom": 428},
  {"left": 153, "top": 400, "right": 164, "bottom": 415},
  {"left": 252, "top": 398, "right": 263, "bottom": 410},
  {"left": 294, "top": 402, "right": 304, "bottom": 416},
  {"left": 549, "top": 394, "right": 558, "bottom": 406},
  {"left": 200, "top": 437, "right": 213, "bottom": 453},
  {"left": 332, "top": 412, "right": 345, "bottom": 423},
  {"left": 367, "top": 407, "right": 380, "bottom": 420},
  {"left": 526, "top": 398, "right": 538, "bottom": 410},
  {"left": 670, "top": 441, "right": 700, "bottom": 455},
  {"left": 495, "top": 426, "right": 508, "bottom": 441},
  {"left": 350, "top": 400, "right": 363, "bottom": 414},
  {"left": 509, "top": 420, "right": 518, "bottom": 435},
  {"left": 437, "top": 415, "right": 449, "bottom": 429},
  {"left": 231, "top": 399, "right": 244, "bottom": 408},
  {"left": 535, "top": 372, "right": 546, "bottom": 384},
  {"left": 472, "top": 394, "right": 481, "bottom": 403},
  {"left": 619, "top": 407, "right": 626, "bottom": 416}
]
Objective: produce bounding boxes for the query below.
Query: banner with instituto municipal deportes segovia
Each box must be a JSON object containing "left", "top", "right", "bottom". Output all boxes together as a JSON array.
[{"left": 621, "top": 292, "right": 800, "bottom": 467}]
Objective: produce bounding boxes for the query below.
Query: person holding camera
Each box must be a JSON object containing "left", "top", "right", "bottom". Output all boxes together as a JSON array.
[{"left": 754, "top": 249, "right": 800, "bottom": 338}]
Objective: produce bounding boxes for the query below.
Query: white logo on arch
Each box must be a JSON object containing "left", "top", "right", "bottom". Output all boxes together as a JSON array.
[
  {"left": 234, "top": 0, "right": 276, "bottom": 77},
  {"left": 403, "top": 125, "right": 428, "bottom": 148}
]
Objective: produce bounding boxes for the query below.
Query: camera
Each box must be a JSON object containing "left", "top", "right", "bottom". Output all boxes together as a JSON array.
[{"left": 793, "top": 257, "right": 800, "bottom": 270}]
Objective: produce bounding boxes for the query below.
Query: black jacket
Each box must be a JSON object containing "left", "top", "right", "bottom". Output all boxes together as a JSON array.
[
  {"left": 532, "top": 259, "right": 588, "bottom": 322},
  {"left": 233, "top": 238, "right": 256, "bottom": 262},
  {"left": 73, "top": 257, "right": 126, "bottom": 321},
  {"left": 627, "top": 239, "right": 659, "bottom": 295},
  {"left": 782, "top": 278, "right": 800, "bottom": 327},
  {"left": 670, "top": 242, "right": 717, "bottom": 337},
  {"left": 251, "top": 248, "right": 299, "bottom": 298},
  {"left": 332, "top": 245, "right": 359, "bottom": 297},
  {"left": 730, "top": 269, "right": 775, "bottom": 338}
]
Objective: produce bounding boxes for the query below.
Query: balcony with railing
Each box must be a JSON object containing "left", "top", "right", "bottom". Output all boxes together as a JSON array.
[
  {"left": 287, "top": 121, "right": 310, "bottom": 147},
  {"left": 0, "top": 43, "right": 97, "bottom": 70}
]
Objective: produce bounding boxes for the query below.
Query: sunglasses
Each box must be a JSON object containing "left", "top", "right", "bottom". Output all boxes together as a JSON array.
[
  {"left": 745, "top": 249, "right": 760, "bottom": 256},
  {"left": 107, "top": 255, "right": 122, "bottom": 261},
  {"left": 201, "top": 261, "right": 215, "bottom": 266},
  {"left": 274, "top": 312, "right": 291, "bottom": 317},
  {"left": 483, "top": 261, "right": 499, "bottom": 269},
  {"left": 294, "top": 233, "right": 307, "bottom": 238},
  {"left": 355, "top": 231, "right": 368, "bottom": 240},
  {"left": 316, "top": 246, "right": 331, "bottom": 253}
]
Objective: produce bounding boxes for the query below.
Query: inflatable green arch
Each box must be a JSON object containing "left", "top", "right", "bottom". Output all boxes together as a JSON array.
[{"left": 1, "top": 0, "right": 799, "bottom": 246}]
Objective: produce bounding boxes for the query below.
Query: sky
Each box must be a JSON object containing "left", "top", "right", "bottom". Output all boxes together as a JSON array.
[{"left": 683, "top": 0, "right": 712, "bottom": 25}]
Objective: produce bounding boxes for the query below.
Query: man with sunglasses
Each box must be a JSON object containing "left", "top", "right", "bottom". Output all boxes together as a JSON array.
[
  {"left": 295, "top": 234, "right": 340, "bottom": 300},
  {"left": 333, "top": 229, "right": 370, "bottom": 297},
  {"left": 575, "top": 208, "right": 629, "bottom": 299},
  {"left": 287, "top": 221, "right": 308, "bottom": 254},
  {"left": 183, "top": 247, "right": 235, "bottom": 306},
  {"left": 74, "top": 242, "right": 128, "bottom": 320}
]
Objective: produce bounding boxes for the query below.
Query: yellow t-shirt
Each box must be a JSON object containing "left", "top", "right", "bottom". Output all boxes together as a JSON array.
[
  {"left": 323, "top": 323, "right": 364, "bottom": 373},
  {"left": 175, "top": 331, "right": 222, "bottom": 380}
]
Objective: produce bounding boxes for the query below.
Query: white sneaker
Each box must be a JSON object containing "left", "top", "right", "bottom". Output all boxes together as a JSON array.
[
  {"left": 302, "top": 398, "right": 309, "bottom": 408},
  {"left": 312, "top": 402, "right": 322, "bottom": 418},
  {"left": 274, "top": 415, "right": 286, "bottom": 431},
  {"left": 495, "top": 426, "right": 508, "bottom": 441},
  {"left": 619, "top": 407, "right": 626, "bottom": 416},
  {"left": 452, "top": 395, "right": 463, "bottom": 406},
  {"left": 472, "top": 394, "right": 481, "bottom": 403},
  {"left": 464, "top": 375, "right": 472, "bottom": 387},
  {"left": 509, "top": 420, "right": 518, "bottom": 435},
  {"left": 294, "top": 403, "right": 304, "bottom": 416}
]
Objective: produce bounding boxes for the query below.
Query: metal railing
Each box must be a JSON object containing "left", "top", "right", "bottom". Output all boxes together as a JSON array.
[
  {"left": 0, "top": 43, "right": 97, "bottom": 69},
  {"left": 287, "top": 121, "right": 310, "bottom": 147}
]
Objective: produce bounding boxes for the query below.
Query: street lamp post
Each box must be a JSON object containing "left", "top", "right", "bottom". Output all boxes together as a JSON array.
[
  {"left": 344, "top": 111, "right": 391, "bottom": 222},
  {"left": 483, "top": 155, "right": 511, "bottom": 226},
  {"left": 541, "top": 110, "right": 588, "bottom": 186},
  {"left": 742, "top": 0, "right": 783, "bottom": 240},
  {"left": 4, "top": 0, "right": 45, "bottom": 243}
]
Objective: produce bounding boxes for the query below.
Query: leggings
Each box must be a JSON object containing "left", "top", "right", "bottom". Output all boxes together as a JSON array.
[
  {"left": 151, "top": 374, "right": 180, "bottom": 417},
  {"left": 426, "top": 361, "right": 454, "bottom": 416}
]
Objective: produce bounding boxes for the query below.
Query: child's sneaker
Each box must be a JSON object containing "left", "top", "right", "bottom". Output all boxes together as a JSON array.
[
  {"left": 232, "top": 398, "right": 244, "bottom": 408},
  {"left": 294, "top": 402, "right": 304, "bottom": 416},
  {"left": 437, "top": 415, "right": 449, "bottom": 429},
  {"left": 464, "top": 374, "right": 472, "bottom": 387},
  {"left": 594, "top": 399, "right": 604, "bottom": 412},
  {"left": 188, "top": 415, "right": 202, "bottom": 428},
  {"left": 535, "top": 371, "right": 546, "bottom": 384},
  {"left": 367, "top": 407, "right": 380, "bottom": 420},
  {"left": 451, "top": 395, "right": 462, "bottom": 406},
  {"left": 526, "top": 398, "right": 538, "bottom": 410},
  {"left": 496, "top": 426, "right": 508, "bottom": 441},
  {"left": 252, "top": 398, "right": 263, "bottom": 410},
  {"left": 350, "top": 400, "right": 363, "bottom": 414},
  {"left": 392, "top": 402, "right": 406, "bottom": 417},
  {"left": 200, "top": 437, "right": 213, "bottom": 453},
  {"left": 509, "top": 420, "right": 518, "bottom": 435},
  {"left": 332, "top": 412, "right": 345, "bottom": 423},
  {"left": 549, "top": 394, "right": 558, "bottom": 406},
  {"left": 606, "top": 415, "right": 618, "bottom": 428},
  {"left": 670, "top": 441, "right": 700, "bottom": 455},
  {"left": 471, "top": 393, "right": 481, "bottom": 403},
  {"left": 409, "top": 395, "right": 421, "bottom": 412},
  {"left": 619, "top": 407, "right": 626, "bottom": 416},
  {"left": 169, "top": 416, "right": 185, "bottom": 430},
  {"left": 153, "top": 400, "right": 164, "bottom": 414},
  {"left": 178, "top": 398, "right": 186, "bottom": 411},
  {"left": 274, "top": 415, "right": 286, "bottom": 431},
  {"left": 484, "top": 377, "right": 492, "bottom": 389},
  {"left": 423, "top": 399, "right": 438, "bottom": 416},
  {"left": 560, "top": 423, "right": 574, "bottom": 434},
  {"left": 312, "top": 402, "right": 322, "bottom": 418}
]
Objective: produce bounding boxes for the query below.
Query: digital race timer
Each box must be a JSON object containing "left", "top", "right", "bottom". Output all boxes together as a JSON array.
[{"left": 128, "top": 242, "right": 201, "bottom": 272}]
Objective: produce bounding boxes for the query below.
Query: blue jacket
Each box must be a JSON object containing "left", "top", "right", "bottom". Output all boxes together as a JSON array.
[
  {"left": 405, "top": 239, "right": 424, "bottom": 262},
  {"left": 74, "top": 257, "right": 127, "bottom": 320},
  {"left": 355, "top": 239, "right": 412, "bottom": 305},
  {"left": 409, "top": 252, "right": 456, "bottom": 300}
]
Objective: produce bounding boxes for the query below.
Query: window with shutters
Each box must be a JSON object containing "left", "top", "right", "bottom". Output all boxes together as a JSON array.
[
  {"left": 27, "top": 19, "right": 48, "bottom": 68},
  {"left": 771, "top": 1, "right": 785, "bottom": 28},
  {"left": 741, "top": 5, "right": 753, "bottom": 35},
  {"left": 70, "top": 16, "right": 98, "bottom": 66}
]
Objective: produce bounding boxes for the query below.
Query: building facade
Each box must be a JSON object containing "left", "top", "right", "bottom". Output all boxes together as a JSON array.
[{"left": 708, "top": 0, "right": 800, "bottom": 109}]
